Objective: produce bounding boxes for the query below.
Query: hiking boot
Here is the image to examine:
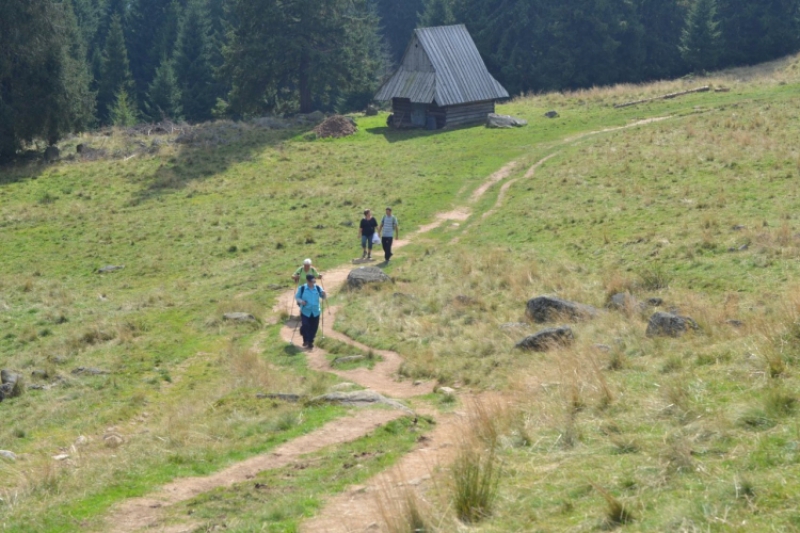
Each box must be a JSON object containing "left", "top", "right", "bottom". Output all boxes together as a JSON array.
[
  {"left": 361, "top": 251, "right": 367, "bottom": 259},
  {"left": 367, "top": 254, "right": 371, "bottom": 260}
]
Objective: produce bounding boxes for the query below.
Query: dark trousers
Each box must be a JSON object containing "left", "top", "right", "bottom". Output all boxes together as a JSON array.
[
  {"left": 300, "top": 313, "right": 320, "bottom": 346},
  {"left": 381, "top": 237, "right": 394, "bottom": 261}
]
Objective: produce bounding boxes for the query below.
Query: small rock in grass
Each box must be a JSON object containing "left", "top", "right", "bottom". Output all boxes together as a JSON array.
[
  {"left": 74, "top": 436, "right": 90, "bottom": 447},
  {"left": 526, "top": 296, "right": 597, "bottom": 323},
  {"left": 103, "top": 433, "right": 124, "bottom": 448},
  {"left": 71, "top": 367, "right": 109, "bottom": 376},
  {"left": 645, "top": 311, "right": 698, "bottom": 338},
  {"left": 437, "top": 386, "right": 456, "bottom": 396},
  {"left": 500, "top": 322, "right": 529, "bottom": 330},
  {"left": 544, "top": 110, "right": 559, "bottom": 118},
  {"left": 256, "top": 393, "right": 303, "bottom": 402},
  {"left": 0, "top": 450, "right": 17, "bottom": 462},
  {"left": 53, "top": 454, "right": 70, "bottom": 461},
  {"left": 97, "top": 265, "right": 124, "bottom": 273},
  {"left": 516, "top": 326, "right": 574, "bottom": 351},
  {"left": 223, "top": 312, "right": 256, "bottom": 322}
]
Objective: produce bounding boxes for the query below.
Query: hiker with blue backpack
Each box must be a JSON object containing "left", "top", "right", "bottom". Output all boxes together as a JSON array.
[{"left": 295, "top": 274, "right": 327, "bottom": 350}]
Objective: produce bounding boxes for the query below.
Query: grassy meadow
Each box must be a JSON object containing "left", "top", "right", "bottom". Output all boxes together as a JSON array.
[{"left": 1, "top": 53, "right": 800, "bottom": 531}]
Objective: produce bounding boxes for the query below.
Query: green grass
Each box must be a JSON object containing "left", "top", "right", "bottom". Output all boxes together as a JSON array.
[{"left": 3, "top": 56, "right": 800, "bottom": 531}]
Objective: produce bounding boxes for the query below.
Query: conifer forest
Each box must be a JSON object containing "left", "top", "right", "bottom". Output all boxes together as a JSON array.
[{"left": 2, "top": 0, "right": 799, "bottom": 161}]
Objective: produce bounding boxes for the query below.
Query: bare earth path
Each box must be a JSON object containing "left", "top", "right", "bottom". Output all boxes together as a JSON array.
[{"left": 102, "top": 115, "right": 675, "bottom": 532}]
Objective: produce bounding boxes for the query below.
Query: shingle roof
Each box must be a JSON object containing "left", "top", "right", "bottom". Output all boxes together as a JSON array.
[{"left": 375, "top": 24, "right": 509, "bottom": 106}]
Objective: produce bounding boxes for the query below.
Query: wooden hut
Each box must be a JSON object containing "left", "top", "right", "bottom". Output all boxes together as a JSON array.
[{"left": 374, "top": 24, "right": 509, "bottom": 130}]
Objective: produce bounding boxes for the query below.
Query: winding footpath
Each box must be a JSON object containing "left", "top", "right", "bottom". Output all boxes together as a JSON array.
[{"left": 101, "top": 116, "right": 674, "bottom": 532}]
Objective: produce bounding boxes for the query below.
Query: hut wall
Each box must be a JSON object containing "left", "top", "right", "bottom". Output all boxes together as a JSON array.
[
  {"left": 443, "top": 101, "right": 495, "bottom": 128},
  {"left": 391, "top": 98, "right": 414, "bottom": 127}
]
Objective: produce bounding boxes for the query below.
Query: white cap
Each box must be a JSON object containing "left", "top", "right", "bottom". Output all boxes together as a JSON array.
[{"left": 303, "top": 258, "right": 312, "bottom": 265}]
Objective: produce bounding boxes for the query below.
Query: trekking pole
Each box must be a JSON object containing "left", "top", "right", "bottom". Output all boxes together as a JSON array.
[
  {"left": 290, "top": 312, "right": 301, "bottom": 345},
  {"left": 289, "top": 285, "right": 301, "bottom": 346},
  {"left": 320, "top": 296, "right": 325, "bottom": 340}
]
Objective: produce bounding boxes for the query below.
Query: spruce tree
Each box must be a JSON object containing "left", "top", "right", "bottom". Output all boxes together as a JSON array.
[
  {"left": 126, "top": 0, "right": 177, "bottom": 107},
  {"left": 0, "top": 0, "right": 95, "bottom": 160},
  {"left": 174, "top": 0, "right": 216, "bottom": 122},
  {"left": 98, "top": 14, "right": 135, "bottom": 123},
  {"left": 226, "top": 0, "right": 385, "bottom": 115},
  {"left": 680, "top": 0, "right": 722, "bottom": 72},
  {"left": 110, "top": 88, "right": 139, "bottom": 126},
  {"left": 372, "top": 0, "right": 425, "bottom": 63},
  {"left": 418, "top": 0, "right": 455, "bottom": 27},
  {"left": 147, "top": 60, "right": 182, "bottom": 120}
]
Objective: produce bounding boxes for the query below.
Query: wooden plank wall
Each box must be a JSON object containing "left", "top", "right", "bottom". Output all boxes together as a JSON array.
[
  {"left": 444, "top": 101, "right": 495, "bottom": 128},
  {"left": 391, "top": 98, "right": 414, "bottom": 127}
]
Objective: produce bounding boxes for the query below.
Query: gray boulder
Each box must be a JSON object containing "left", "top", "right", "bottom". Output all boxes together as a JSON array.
[
  {"left": 607, "top": 292, "right": 636, "bottom": 310},
  {"left": 645, "top": 312, "right": 699, "bottom": 338},
  {"left": 486, "top": 113, "right": 528, "bottom": 129},
  {"left": 526, "top": 296, "right": 597, "bottom": 323},
  {"left": 346, "top": 267, "right": 391, "bottom": 289},
  {"left": 0, "top": 450, "right": 17, "bottom": 462},
  {"left": 365, "top": 104, "right": 378, "bottom": 116},
  {"left": 516, "top": 326, "right": 574, "bottom": 351},
  {"left": 1, "top": 370, "right": 22, "bottom": 399}
]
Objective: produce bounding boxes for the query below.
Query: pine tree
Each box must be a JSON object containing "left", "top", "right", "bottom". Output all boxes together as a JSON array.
[
  {"left": 147, "top": 60, "right": 182, "bottom": 120},
  {"left": 418, "top": 0, "right": 455, "bottom": 27},
  {"left": 98, "top": 14, "right": 135, "bottom": 123},
  {"left": 174, "top": 0, "right": 216, "bottom": 122},
  {"left": 680, "top": 0, "right": 722, "bottom": 72},
  {"left": 226, "top": 0, "right": 385, "bottom": 115},
  {"left": 110, "top": 88, "right": 139, "bottom": 126}
]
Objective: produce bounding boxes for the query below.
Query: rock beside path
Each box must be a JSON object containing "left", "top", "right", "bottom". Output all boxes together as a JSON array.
[
  {"left": 346, "top": 267, "right": 391, "bottom": 289},
  {"left": 526, "top": 296, "right": 597, "bottom": 323},
  {"left": 646, "top": 311, "right": 698, "bottom": 338},
  {"left": 516, "top": 326, "right": 574, "bottom": 351},
  {"left": 487, "top": 113, "right": 528, "bottom": 128},
  {"left": 310, "top": 390, "right": 412, "bottom": 414}
]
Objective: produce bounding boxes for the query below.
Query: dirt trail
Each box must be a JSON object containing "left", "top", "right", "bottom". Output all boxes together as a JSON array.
[
  {"left": 299, "top": 407, "right": 464, "bottom": 533},
  {"left": 106, "top": 410, "right": 406, "bottom": 532}
]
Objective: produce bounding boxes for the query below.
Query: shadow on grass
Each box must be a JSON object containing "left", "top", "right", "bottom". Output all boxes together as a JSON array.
[
  {"left": 366, "top": 122, "right": 484, "bottom": 143},
  {"left": 283, "top": 343, "right": 304, "bottom": 356},
  {"left": 129, "top": 123, "right": 300, "bottom": 205}
]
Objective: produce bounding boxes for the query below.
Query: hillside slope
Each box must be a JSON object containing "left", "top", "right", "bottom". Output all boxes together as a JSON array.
[{"left": 1, "top": 55, "right": 800, "bottom": 531}]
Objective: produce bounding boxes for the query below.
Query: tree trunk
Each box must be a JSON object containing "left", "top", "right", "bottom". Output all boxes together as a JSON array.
[{"left": 299, "top": 51, "right": 312, "bottom": 113}]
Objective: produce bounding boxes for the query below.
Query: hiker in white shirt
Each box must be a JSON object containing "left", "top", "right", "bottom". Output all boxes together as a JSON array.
[{"left": 378, "top": 207, "right": 399, "bottom": 262}]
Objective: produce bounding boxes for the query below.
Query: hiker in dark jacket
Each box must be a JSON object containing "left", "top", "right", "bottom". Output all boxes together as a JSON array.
[
  {"left": 359, "top": 209, "right": 378, "bottom": 260},
  {"left": 295, "top": 274, "right": 326, "bottom": 349}
]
